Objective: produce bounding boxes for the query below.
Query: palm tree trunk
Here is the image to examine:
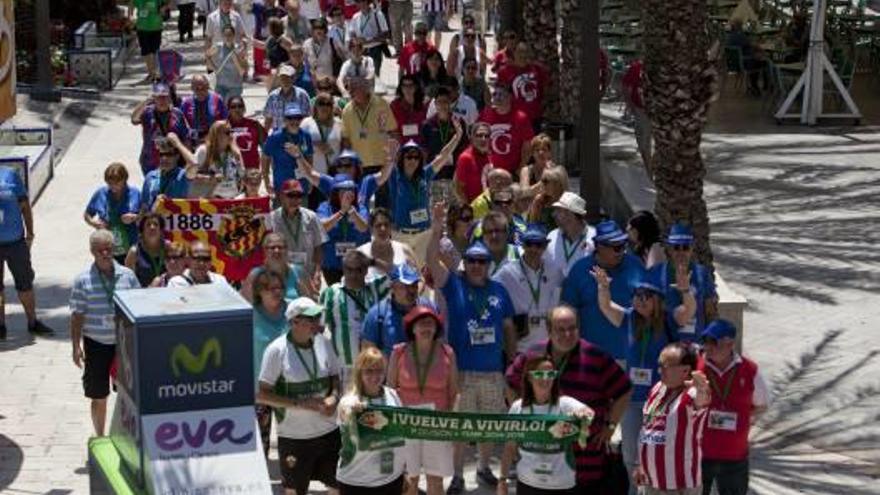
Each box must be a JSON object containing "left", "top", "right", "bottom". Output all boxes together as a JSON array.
[
  {"left": 522, "top": 0, "right": 560, "bottom": 120},
  {"left": 557, "top": 0, "right": 580, "bottom": 124},
  {"left": 642, "top": 0, "right": 717, "bottom": 270}
]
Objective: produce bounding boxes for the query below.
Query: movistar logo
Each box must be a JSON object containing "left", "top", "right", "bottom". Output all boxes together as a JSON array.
[{"left": 170, "top": 338, "right": 222, "bottom": 377}]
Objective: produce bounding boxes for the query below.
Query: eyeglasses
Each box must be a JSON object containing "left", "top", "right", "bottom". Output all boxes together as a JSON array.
[
  {"left": 285, "top": 192, "right": 304, "bottom": 199},
  {"left": 192, "top": 255, "right": 212, "bottom": 262},
  {"left": 528, "top": 370, "right": 558, "bottom": 380},
  {"left": 464, "top": 258, "right": 489, "bottom": 265},
  {"left": 601, "top": 243, "right": 625, "bottom": 252},
  {"left": 672, "top": 244, "right": 692, "bottom": 251}
]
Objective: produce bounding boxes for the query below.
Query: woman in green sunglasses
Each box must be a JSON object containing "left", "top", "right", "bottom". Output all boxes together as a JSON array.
[{"left": 498, "top": 355, "right": 594, "bottom": 495}]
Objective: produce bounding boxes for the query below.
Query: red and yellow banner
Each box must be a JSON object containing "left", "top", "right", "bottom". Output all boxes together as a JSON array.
[{"left": 155, "top": 197, "right": 271, "bottom": 282}]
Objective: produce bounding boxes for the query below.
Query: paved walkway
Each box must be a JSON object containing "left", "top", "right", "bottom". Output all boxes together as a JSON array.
[{"left": 2, "top": 12, "right": 879, "bottom": 495}]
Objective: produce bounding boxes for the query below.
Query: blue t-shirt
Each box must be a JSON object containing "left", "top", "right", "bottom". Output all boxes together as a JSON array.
[
  {"left": 253, "top": 301, "right": 289, "bottom": 383},
  {"left": 0, "top": 167, "right": 27, "bottom": 243},
  {"left": 262, "top": 128, "right": 315, "bottom": 194},
  {"left": 649, "top": 260, "right": 717, "bottom": 342},
  {"left": 622, "top": 309, "right": 675, "bottom": 402},
  {"left": 316, "top": 202, "right": 371, "bottom": 270},
  {"left": 387, "top": 165, "right": 435, "bottom": 230},
  {"left": 85, "top": 185, "right": 142, "bottom": 253},
  {"left": 360, "top": 298, "right": 410, "bottom": 357},
  {"left": 441, "top": 272, "right": 515, "bottom": 372},
  {"left": 560, "top": 253, "right": 646, "bottom": 360},
  {"left": 141, "top": 167, "right": 190, "bottom": 211}
]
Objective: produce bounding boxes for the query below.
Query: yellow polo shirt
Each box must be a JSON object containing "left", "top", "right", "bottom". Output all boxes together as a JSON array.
[{"left": 341, "top": 95, "right": 398, "bottom": 169}]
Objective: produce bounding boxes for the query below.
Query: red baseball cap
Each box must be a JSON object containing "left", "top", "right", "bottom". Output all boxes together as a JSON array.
[{"left": 280, "top": 179, "right": 304, "bottom": 195}]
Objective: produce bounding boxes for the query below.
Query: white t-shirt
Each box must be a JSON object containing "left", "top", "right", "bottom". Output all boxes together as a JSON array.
[
  {"left": 336, "top": 387, "right": 406, "bottom": 487},
  {"left": 492, "top": 258, "right": 565, "bottom": 352},
  {"left": 508, "top": 396, "right": 587, "bottom": 490},
  {"left": 167, "top": 270, "right": 231, "bottom": 288},
  {"left": 338, "top": 57, "right": 376, "bottom": 95},
  {"left": 544, "top": 226, "right": 596, "bottom": 277},
  {"left": 426, "top": 94, "right": 479, "bottom": 125},
  {"left": 304, "top": 36, "right": 336, "bottom": 79},
  {"left": 300, "top": 116, "right": 343, "bottom": 174},
  {"left": 205, "top": 10, "right": 247, "bottom": 46},
  {"left": 259, "top": 333, "right": 341, "bottom": 439},
  {"left": 357, "top": 240, "right": 410, "bottom": 282},
  {"left": 298, "top": 0, "right": 322, "bottom": 20},
  {"left": 349, "top": 9, "right": 389, "bottom": 49}
]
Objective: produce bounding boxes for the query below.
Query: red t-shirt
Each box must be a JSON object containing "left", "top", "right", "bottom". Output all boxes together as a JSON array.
[
  {"left": 478, "top": 106, "right": 534, "bottom": 175},
  {"left": 454, "top": 145, "right": 491, "bottom": 203},
  {"left": 398, "top": 41, "right": 435, "bottom": 76},
  {"left": 229, "top": 117, "right": 266, "bottom": 169},
  {"left": 390, "top": 98, "right": 428, "bottom": 144},
  {"left": 492, "top": 49, "right": 511, "bottom": 74},
  {"left": 622, "top": 59, "right": 644, "bottom": 109},
  {"left": 496, "top": 63, "right": 549, "bottom": 121}
]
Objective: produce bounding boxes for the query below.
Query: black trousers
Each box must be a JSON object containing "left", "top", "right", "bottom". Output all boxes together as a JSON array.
[
  {"left": 178, "top": 3, "right": 196, "bottom": 38},
  {"left": 702, "top": 458, "right": 749, "bottom": 495}
]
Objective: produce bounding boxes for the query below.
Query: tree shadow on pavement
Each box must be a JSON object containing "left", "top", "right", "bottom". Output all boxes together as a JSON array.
[
  {"left": 749, "top": 329, "right": 880, "bottom": 493},
  {"left": 0, "top": 434, "right": 23, "bottom": 490}
]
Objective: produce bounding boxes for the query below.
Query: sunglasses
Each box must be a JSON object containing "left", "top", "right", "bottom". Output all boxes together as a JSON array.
[
  {"left": 316, "top": 101, "right": 333, "bottom": 107},
  {"left": 523, "top": 241, "right": 547, "bottom": 248},
  {"left": 528, "top": 370, "right": 558, "bottom": 380},
  {"left": 493, "top": 199, "right": 512, "bottom": 206},
  {"left": 404, "top": 154, "right": 421, "bottom": 160},
  {"left": 464, "top": 258, "right": 489, "bottom": 265},
  {"left": 601, "top": 243, "right": 626, "bottom": 252},
  {"left": 672, "top": 244, "right": 692, "bottom": 251},
  {"left": 285, "top": 192, "right": 304, "bottom": 199},
  {"left": 284, "top": 116, "right": 303, "bottom": 121},
  {"left": 229, "top": 104, "right": 245, "bottom": 109},
  {"left": 192, "top": 255, "right": 212, "bottom": 262}
]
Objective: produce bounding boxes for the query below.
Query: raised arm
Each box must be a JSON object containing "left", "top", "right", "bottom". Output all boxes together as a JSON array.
[
  {"left": 429, "top": 117, "right": 464, "bottom": 173},
  {"left": 374, "top": 138, "right": 400, "bottom": 187},
  {"left": 426, "top": 201, "right": 450, "bottom": 288},
  {"left": 590, "top": 266, "right": 626, "bottom": 327},
  {"left": 672, "top": 262, "right": 698, "bottom": 327}
]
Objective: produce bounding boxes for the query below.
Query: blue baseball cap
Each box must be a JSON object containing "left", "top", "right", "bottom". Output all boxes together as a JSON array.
[
  {"left": 594, "top": 220, "right": 628, "bottom": 245},
  {"left": 333, "top": 149, "right": 362, "bottom": 168},
  {"left": 634, "top": 281, "right": 663, "bottom": 296},
  {"left": 666, "top": 223, "right": 694, "bottom": 246},
  {"left": 389, "top": 263, "right": 420, "bottom": 285},
  {"left": 331, "top": 173, "right": 357, "bottom": 191},
  {"left": 701, "top": 319, "right": 737, "bottom": 341},
  {"left": 463, "top": 242, "right": 492, "bottom": 260},
  {"left": 521, "top": 224, "right": 549, "bottom": 244},
  {"left": 283, "top": 104, "right": 306, "bottom": 119},
  {"left": 400, "top": 139, "right": 422, "bottom": 154}
]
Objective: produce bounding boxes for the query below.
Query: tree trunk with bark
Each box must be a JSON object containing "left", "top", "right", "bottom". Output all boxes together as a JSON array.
[
  {"left": 642, "top": 0, "right": 718, "bottom": 270},
  {"left": 522, "top": 0, "right": 560, "bottom": 121},
  {"left": 557, "top": 0, "right": 580, "bottom": 124}
]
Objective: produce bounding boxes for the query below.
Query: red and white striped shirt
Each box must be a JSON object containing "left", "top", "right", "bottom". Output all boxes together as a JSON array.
[{"left": 639, "top": 383, "right": 708, "bottom": 491}]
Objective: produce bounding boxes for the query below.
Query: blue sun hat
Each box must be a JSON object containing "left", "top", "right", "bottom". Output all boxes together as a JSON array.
[
  {"left": 666, "top": 223, "right": 694, "bottom": 246},
  {"left": 593, "top": 220, "right": 628, "bottom": 245},
  {"left": 701, "top": 319, "right": 737, "bottom": 341},
  {"left": 331, "top": 173, "right": 357, "bottom": 191},
  {"left": 463, "top": 242, "right": 492, "bottom": 260}
]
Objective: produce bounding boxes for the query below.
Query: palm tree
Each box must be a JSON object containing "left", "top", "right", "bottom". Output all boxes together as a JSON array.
[
  {"left": 642, "top": 0, "right": 718, "bottom": 269},
  {"left": 556, "top": 0, "right": 580, "bottom": 124},
  {"left": 522, "top": 0, "right": 560, "bottom": 120}
]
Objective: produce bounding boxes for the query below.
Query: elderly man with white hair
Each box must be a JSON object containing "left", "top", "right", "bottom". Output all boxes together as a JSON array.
[{"left": 69, "top": 230, "right": 141, "bottom": 437}]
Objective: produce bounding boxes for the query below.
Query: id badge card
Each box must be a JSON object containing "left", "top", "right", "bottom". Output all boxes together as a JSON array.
[
  {"left": 410, "top": 208, "right": 428, "bottom": 224},
  {"left": 335, "top": 242, "right": 356, "bottom": 257},
  {"left": 629, "top": 367, "right": 653, "bottom": 386},
  {"left": 379, "top": 450, "right": 394, "bottom": 474},
  {"left": 708, "top": 410, "right": 738, "bottom": 431},
  {"left": 402, "top": 124, "right": 419, "bottom": 136},
  {"left": 289, "top": 251, "right": 307, "bottom": 265},
  {"left": 680, "top": 321, "right": 696, "bottom": 334},
  {"left": 469, "top": 326, "right": 496, "bottom": 345},
  {"left": 528, "top": 315, "right": 546, "bottom": 331}
]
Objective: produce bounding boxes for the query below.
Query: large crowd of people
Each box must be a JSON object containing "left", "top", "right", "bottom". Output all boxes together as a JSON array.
[{"left": 0, "top": 1, "right": 768, "bottom": 494}]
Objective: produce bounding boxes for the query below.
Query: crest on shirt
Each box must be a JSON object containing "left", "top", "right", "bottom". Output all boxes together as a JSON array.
[
  {"left": 218, "top": 204, "right": 266, "bottom": 259},
  {"left": 513, "top": 73, "right": 538, "bottom": 101}
]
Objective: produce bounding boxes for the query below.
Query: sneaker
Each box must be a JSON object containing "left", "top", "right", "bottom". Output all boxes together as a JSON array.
[
  {"left": 446, "top": 475, "right": 464, "bottom": 495},
  {"left": 28, "top": 320, "right": 54, "bottom": 336},
  {"left": 476, "top": 467, "right": 499, "bottom": 487}
]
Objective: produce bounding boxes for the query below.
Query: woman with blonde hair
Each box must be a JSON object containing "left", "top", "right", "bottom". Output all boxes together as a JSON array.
[
  {"left": 183, "top": 120, "right": 245, "bottom": 198},
  {"left": 337, "top": 347, "right": 406, "bottom": 495},
  {"left": 527, "top": 166, "right": 569, "bottom": 230},
  {"left": 520, "top": 133, "right": 560, "bottom": 195}
]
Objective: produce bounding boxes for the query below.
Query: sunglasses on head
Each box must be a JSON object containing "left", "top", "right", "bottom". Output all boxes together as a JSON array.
[{"left": 528, "top": 370, "right": 558, "bottom": 380}]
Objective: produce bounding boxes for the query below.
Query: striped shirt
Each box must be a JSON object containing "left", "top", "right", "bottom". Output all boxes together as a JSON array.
[
  {"left": 639, "top": 383, "right": 708, "bottom": 491},
  {"left": 423, "top": 0, "right": 445, "bottom": 13},
  {"left": 506, "top": 339, "right": 632, "bottom": 485},
  {"left": 69, "top": 263, "right": 141, "bottom": 345},
  {"left": 320, "top": 277, "right": 389, "bottom": 366}
]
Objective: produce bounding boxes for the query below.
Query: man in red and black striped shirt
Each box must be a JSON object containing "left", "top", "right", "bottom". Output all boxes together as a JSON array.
[{"left": 506, "top": 304, "right": 633, "bottom": 491}]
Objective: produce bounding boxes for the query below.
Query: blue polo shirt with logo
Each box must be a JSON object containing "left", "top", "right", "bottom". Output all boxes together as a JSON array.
[
  {"left": 441, "top": 272, "right": 515, "bottom": 372},
  {"left": 360, "top": 297, "right": 411, "bottom": 357},
  {"left": 262, "top": 128, "right": 315, "bottom": 194},
  {"left": 561, "top": 253, "right": 646, "bottom": 360},
  {"left": 0, "top": 167, "right": 27, "bottom": 244}
]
